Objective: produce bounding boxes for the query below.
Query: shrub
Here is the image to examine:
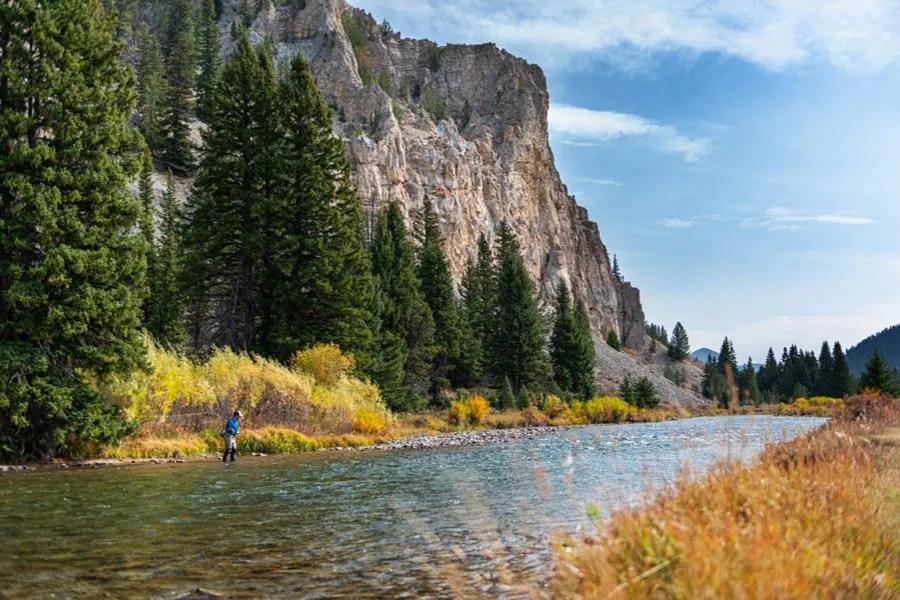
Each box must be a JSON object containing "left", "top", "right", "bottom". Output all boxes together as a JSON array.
[
  {"left": 541, "top": 395, "right": 568, "bottom": 419},
  {"left": 448, "top": 400, "right": 468, "bottom": 426},
  {"left": 447, "top": 396, "right": 490, "bottom": 426},
  {"left": 466, "top": 396, "right": 490, "bottom": 425},
  {"left": 578, "top": 396, "right": 635, "bottom": 424},
  {"left": 351, "top": 407, "right": 389, "bottom": 434},
  {"left": 291, "top": 343, "right": 355, "bottom": 387},
  {"left": 523, "top": 404, "right": 549, "bottom": 426},
  {"left": 237, "top": 427, "right": 320, "bottom": 454},
  {"left": 421, "top": 86, "right": 448, "bottom": 122},
  {"left": 606, "top": 331, "right": 621, "bottom": 350},
  {"left": 427, "top": 46, "right": 443, "bottom": 72}
]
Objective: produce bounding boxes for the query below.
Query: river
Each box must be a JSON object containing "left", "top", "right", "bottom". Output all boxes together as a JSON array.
[{"left": 0, "top": 415, "right": 824, "bottom": 599}]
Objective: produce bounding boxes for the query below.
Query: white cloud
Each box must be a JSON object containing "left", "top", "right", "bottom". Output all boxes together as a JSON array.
[
  {"left": 549, "top": 104, "right": 709, "bottom": 162},
  {"left": 580, "top": 177, "right": 622, "bottom": 186},
  {"left": 658, "top": 218, "right": 696, "bottom": 229},
  {"left": 744, "top": 206, "right": 876, "bottom": 230},
  {"left": 355, "top": 0, "right": 900, "bottom": 72}
]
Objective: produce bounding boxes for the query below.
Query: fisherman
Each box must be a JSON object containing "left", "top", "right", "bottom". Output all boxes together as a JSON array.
[{"left": 222, "top": 410, "right": 243, "bottom": 462}]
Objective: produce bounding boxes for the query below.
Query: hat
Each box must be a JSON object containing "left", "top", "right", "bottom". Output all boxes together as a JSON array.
[{"left": 234, "top": 410, "right": 244, "bottom": 418}]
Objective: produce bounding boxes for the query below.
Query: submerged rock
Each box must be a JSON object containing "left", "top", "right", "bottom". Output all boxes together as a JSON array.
[{"left": 173, "top": 588, "right": 223, "bottom": 600}]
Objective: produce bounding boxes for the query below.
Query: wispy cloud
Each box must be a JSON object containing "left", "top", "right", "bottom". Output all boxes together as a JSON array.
[
  {"left": 580, "top": 177, "right": 623, "bottom": 186},
  {"left": 744, "top": 206, "right": 876, "bottom": 231},
  {"left": 356, "top": 0, "right": 900, "bottom": 73},
  {"left": 658, "top": 218, "right": 696, "bottom": 229},
  {"left": 549, "top": 104, "right": 709, "bottom": 162}
]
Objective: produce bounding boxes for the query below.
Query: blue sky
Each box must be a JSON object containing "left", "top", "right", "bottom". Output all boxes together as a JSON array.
[{"left": 354, "top": 0, "right": 900, "bottom": 361}]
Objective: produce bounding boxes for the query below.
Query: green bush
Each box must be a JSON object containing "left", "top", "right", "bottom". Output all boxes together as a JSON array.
[
  {"left": 421, "top": 86, "right": 448, "bottom": 122},
  {"left": 607, "top": 331, "right": 621, "bottom": 350}
]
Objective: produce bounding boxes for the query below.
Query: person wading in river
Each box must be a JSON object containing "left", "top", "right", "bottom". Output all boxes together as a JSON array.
[{"left": 222, "top": 410, "right": 243, "bottom": 462}]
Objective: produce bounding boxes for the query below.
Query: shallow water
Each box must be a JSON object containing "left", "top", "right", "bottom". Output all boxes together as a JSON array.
[{"left": 0, "top": 416, "right": 824, "bottom": 598}]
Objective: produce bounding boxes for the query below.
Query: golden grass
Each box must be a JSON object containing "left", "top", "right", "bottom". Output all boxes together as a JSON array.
[{"left": 555, "top": 395, "right": 900, "bottom": 599}]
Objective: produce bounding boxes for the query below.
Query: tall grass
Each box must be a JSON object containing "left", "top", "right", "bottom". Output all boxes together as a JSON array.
[{"left": 556, "top": 395, "right": 900, "bottom": 598}]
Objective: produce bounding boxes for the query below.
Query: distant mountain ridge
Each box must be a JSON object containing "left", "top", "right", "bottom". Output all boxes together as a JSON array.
[
  {"left": 847, "top": 324, "right": 900, "bottom": 375},
  {"left": 691, "top": 348, "right": 718, "bottom": 363}
]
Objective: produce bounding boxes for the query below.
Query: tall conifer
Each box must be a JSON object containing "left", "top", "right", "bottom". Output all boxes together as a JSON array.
[
  {"left": 159, "top": 0, "right": 196, "bottom": 173},
  {"left": 145, "top": 173, "right": 186, "bottom": 346},
  {"left": 549, "top": 283, "right": 596, "bottom": 398},
  {"left": 196, "top": 0, "right": 220, "bottom": 121},
  {"left": 488, "top": 223, "right": 548, "bottom": 391},
  {"left": 0, "top": 0, "right": 145, "bottom": 458}
]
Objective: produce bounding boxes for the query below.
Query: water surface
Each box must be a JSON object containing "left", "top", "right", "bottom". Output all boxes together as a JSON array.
[{"left": 0, "top": 416, "right": 824, "bottom": 598}]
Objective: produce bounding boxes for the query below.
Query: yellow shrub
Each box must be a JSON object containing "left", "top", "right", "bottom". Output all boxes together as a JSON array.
[
  {"left": 237, "top": 427, "right": 319, "bottom": 453},
  {"left": 523, "top": 404, "right": 549, "bottom": 426},
  {"left": 448, "top": 400, "right": 468, "bottom": 425},
  {"left": 466, "top": 395, "right": 490, "bottom": 425},
  {"left": 541, "top": 395, "right": 568, "bottom": 419},
  {"left": 577, "top": 396, "right": 635, "bottom": 424},
  {"left": 291, "top": 343, "right": 355, "bottom": 387},
  {"left": 352, "top": 408, "right": 389, "bottom": 434}
]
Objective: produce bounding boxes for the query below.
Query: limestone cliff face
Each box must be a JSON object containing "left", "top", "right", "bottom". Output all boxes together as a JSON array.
[
  {"left": 205, "top": 1, "right": 708, "bottom": 405},
  {"left": 220, "top": 0, "right": 645, "bottom": 350}
]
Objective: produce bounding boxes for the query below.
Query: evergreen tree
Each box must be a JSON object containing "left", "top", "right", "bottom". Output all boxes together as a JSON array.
[
  {"left": 370, "top": 203, "right": 435, "bottom": 409},
  {"left": 459, "top": 234, "right": 494, "bottom": 379},
  {"left": 758, "top": 347, "right": 779, "bottom": 401},
  {"left": 159, "top": 0, "right": 196, "bottom": 174},
  {"left": 606, "top": 330, "right": 621, "bottom": 351},
  {"left": 135, "top": 23, "right": 167, "bottom": 154},
  {"left": 738, "top": 358, "right": 761, "bottom": 405},
  {"left": 144, "top": 173, "right": 186, "bottom": 345},
  {"left": 498, "top": 375, "right": 515, "bottom": 409},
  {"left": 182, "top": 33, "right": 280, "bottom": 352},
  {"left": 832, "top": 342, "right": 851, "bottom": 398},
  {"left": 0, "top": 0, "right": 145, "bottom": 459},
  {"left": 859, "top": 350, "right": 897, "bottom": 396},
  {"left": 549, "top": 283, "right": 596, "bottom": 399},
  {"left": 816, "top": 341, "right": 835, "bottom": 396},
  {"left": 717, "top": 337, "right": 737, "bottom": 375},
  {"left": 415, "top": 200, "right": 459, "bottom": 388},
  {"left": 268, "top": 53, "right": 374, "bottom": 362},
  {"left": 196, "top": 0, "right": 220, "bottom": 121},
  {"left": 488, "top": 223, "right": 548, "bottom": 391},
  {"left": 612, "top": 254, "right": 622, "bottom": 282},
  {"left": 667, "top": 322, "right": 690, "bottom": 361}
]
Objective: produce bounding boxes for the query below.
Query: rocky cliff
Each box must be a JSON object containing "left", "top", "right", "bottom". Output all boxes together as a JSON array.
[{"left": 201, "top": 0, "right": 703, "bottom": 406}]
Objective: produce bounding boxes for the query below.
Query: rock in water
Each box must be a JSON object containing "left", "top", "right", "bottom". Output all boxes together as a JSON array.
[{"left": 173, "top": 588, "right": 223, "bottom": 600}]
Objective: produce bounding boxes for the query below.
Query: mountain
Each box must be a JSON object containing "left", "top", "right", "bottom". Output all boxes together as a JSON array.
[
  {"left": 137, "top": 0, "right": 707, "bottom": 407},
  {"left": 692, "top": 348, "right": 719, "bottom": 363},
  {"left": 847, "top": 324, "right": 900, "bottom": 375}
]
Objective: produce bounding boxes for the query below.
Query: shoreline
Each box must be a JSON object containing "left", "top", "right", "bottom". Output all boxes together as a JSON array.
[{"left": 0, "top": 412, "right": 826, "bottom": 473}]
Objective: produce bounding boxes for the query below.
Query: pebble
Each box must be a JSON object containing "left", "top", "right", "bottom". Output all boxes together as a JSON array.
[{"left": 354, "top": 426, "right": 557, "bottom": 452}]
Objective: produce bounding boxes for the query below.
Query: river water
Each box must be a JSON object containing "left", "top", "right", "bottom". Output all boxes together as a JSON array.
[{"left": 0, "top": 416, "right": 824, "bottom": 599}]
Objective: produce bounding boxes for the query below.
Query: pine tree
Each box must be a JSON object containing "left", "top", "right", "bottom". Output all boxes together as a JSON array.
[
  {"left": 549, "top": 283, "right": 596, "bottom": 399},
  {"left": 459, "top": 233, "right": 494, "bottom": 381},
  {"left": 159, "top": 0, "right": 196, "bottom": 174},
  {"left": 196, "top": 0, "right": 220, "bottom": 121},
  {"left": 135, "top": 23, "right": 167, "bottom": 154},
  {"left": 267, "top": 53, "right": 374, "bottom": 362},
  {"left": 718, "top": 337, "right": 737, "bottom": 375},
  {"left": 0, "top": 0, "right": 145, "bottom": 459},
  {"left": 758, "top": 347, "right": 779, "bottom": 401},
  {"left": 488, "top": 223, "right": 548, "bottom": 391},
  {"left": 144, "top": 173, "right": 186, "bottom": 346},
  {"left": 414, "top": 200, "right": 462, "bottom": 390},
  {"left": 612, "top": 254, "right": 622, "bottom": 282},
  {"left": 668, "top": 322, "right": 690, "bottom": 361},
  {"left": 182, "top": 32, "right": 280, "bottom": 352},
  {"left": 498, "top": 375, "right": 515, "bottom": 409},
  {"left": 859, "top": 350, "right": 897, "bottom": 396},
  {"left": 370, "top": 204, "right": 435, "bottom": 409},
  {"left": 738, "top": 358, "right": 761, "bottom": 405},
  {"left": 832, "top": 342, "right": 852, "bottom": 398},
  {"left": 816, "top": 342, "right": 835, "bottom": 396}
]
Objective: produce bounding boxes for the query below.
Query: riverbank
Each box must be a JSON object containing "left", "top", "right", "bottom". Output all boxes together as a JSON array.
[
  {"left": 555, "top": 394, "right": 900, "bottom": 598},
  {"left": 0, "top": 396, "right": 844, "bottom": 469}
]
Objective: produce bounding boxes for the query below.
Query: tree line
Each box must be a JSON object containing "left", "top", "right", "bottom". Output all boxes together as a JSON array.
[
  {"left": 701, "top": 337, "right": 898, "bottom": 407},
  {"left": 0, "top": 1, "right": 604, "bottom": 459}
]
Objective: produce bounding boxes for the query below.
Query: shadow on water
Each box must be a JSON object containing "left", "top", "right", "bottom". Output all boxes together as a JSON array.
[{"left": 0, "top": 415, "right": 825, "bottom": 599}]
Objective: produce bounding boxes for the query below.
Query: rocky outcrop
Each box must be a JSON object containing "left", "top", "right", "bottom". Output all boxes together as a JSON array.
[{"left": 197, "top": 0, "right": 701, "bottom": 404}]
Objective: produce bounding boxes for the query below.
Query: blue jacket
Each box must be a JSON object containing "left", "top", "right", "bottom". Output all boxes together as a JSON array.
[{"left": 225, "top": 416, "right": 240, "bottom": 436}]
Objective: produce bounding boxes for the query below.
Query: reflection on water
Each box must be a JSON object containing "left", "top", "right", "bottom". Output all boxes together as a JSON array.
[{"left": 0, "top": 416, "right": 824, "bottom": 598}]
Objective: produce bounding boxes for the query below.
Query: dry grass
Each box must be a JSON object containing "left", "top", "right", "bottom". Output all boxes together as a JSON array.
[{"left": 555, "top": 395, "right": 900, "bottom": 599}]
